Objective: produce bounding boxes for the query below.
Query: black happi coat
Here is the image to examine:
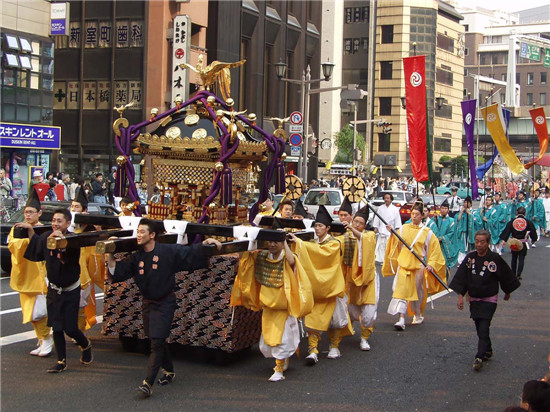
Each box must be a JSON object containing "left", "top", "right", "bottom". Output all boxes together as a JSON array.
[
  {"left": 24, "top": 230, "right": 80, "bottom": 288},
  {"left": 450, "top": 250, "right": 520, "bottom": 299},
  {"left": 112, "top": 242, "right": 207, "bottom": 301},
  {"left": 499, "top": 215, "right": 538, "bottom": 244}
]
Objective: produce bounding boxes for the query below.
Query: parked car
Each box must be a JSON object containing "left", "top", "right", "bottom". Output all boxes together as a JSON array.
[
  {"left": 303, "top": 187, "right": 354, "bottom": 222},
  {"left": 436, "top": 181, "right": 471, "bottom": 199},
  {"left": 399, "top": 194, "right": 449, "bottom": 223},
  {"left": 1, "top": 201, "right": 119, "bottom": 275}
]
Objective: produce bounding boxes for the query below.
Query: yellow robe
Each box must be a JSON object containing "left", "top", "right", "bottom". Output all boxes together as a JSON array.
[
  {"left": 8, "top": 227, "right": 47, "bottom": 324},
  {"left": 293, "top": 236, "right": 345, "bottom": 332},
  {"left": 230, "top": 250, "right": 313, "bottom": 347},
  {"left": 349, "top": 231, "right": 377, "bottom": 306},
  {"left": 74, "top": 226, "right": 97, "bottom": 330},
  {"left": 382, "top": 224, "right": 447, "bottom": 313}
]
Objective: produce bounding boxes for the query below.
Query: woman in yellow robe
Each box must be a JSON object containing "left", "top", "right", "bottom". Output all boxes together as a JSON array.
[
  {"left": 231, "top": 239, "right": 313, "bottom": 382},
  {"left": 382, "top": 204, "right": 447, "bottom": 330},
  {"left": 8, "top": 195, "right": 51, "bottom": 356},
  {"left": 346, "top": 207, "right": 378, "bottom": 351},
  {"left": 288, "top": 205, "right": 345, "bottom": 365}
]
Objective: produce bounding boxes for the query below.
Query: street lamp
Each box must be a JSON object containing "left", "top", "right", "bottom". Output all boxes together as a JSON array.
[{"left": 275, "top": 60, "right": 335, "bottom": 183}]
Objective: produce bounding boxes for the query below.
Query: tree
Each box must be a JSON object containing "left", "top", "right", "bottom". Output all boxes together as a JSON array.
[{"left": 333, "top": 127, "right": 365, "bottom": 163}]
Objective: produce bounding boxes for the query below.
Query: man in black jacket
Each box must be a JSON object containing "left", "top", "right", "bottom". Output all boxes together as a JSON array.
[
  {"left": 105, "top": 219, "right": 221, "bottom": 397},
  {"left": 16, "top": 208, "right": 92, "bottom": 373},
  {"left": 450, "top": 229, "right": 520, "bottom": 372},
  {"left": 499, "top": 206, "right": 538, "bottom": 280}
]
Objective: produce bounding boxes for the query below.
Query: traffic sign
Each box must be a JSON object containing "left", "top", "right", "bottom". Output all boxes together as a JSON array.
[
  {"left": 289, "top": 133, "right": 303, "bottom": 146},
  {"left": 290, "top": 111, "right": 303, "bottom": 125},
  {"left": 289, "top": 124, "right": 303, "bottom": 133},
  {"left": 291, "top": 146, "right": 301, "bottom": 157}
]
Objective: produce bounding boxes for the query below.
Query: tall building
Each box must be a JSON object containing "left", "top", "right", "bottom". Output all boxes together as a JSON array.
[
  {"left": 373, "top": 0, "right": 465, "bottom": 178},
  {"left": 1, "top": 0, "right": 55, "bottom": 197}
]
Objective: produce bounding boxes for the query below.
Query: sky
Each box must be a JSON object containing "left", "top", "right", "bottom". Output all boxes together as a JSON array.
[{"left": 455, "top": 0, "right": 550, "bottom": 13}]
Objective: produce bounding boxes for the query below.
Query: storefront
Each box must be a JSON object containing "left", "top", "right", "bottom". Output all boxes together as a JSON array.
[{"left": 0, "top": 122, "right": 61, "bottom": 203}]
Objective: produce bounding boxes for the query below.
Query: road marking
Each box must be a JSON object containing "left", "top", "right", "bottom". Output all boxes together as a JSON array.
[
  {"left": 0, "top": 293, "right": 104, "bottom": 316},
  {"left": 0, "top": 291, "right": 19, "bottom": 297},
  {"left": 0, "top": 277, "right": 10, "bottom": 280},
  {"left": 0, "top": 316, "right": 103, "bottom": 347}
]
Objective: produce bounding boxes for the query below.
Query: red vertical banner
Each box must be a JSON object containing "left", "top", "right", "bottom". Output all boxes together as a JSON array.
[
  {"left": 403, "top": 55, "right": 429, "bottom": 182},
  {"left": 525, "top": 107, "right": 549, "bottom": 169}
]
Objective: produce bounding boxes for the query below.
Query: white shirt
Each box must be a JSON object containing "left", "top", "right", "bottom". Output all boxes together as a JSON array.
[
  {"left": 543, "top": 197, "right": 550, "bottom": 213},
  {"left": 448, "top": 195, "right": 460, "bottom": 212},
  {"left": 373, "top": 203, "right": 402, "bottom": 237}
]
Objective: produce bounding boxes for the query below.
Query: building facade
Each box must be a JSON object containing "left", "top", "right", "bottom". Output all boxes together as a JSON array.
[
  {"left": 1, "top": 0, "right": 55, "bottom": 197},
  {"left": 373, "top": 0, "right": 464, "bottom": 178}
]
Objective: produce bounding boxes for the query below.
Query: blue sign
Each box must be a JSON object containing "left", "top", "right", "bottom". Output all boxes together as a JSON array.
[
  {"left": 289, "top": 133, "right": 303, "bottom": 146},
  {"left": 0, "top": 122, "right": 61, "bottom": 150},
  {"left": 51, "top": 19, "right": 67, "bottom": 35}
]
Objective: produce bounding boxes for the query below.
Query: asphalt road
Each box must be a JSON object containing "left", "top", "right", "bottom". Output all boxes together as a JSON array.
[{"left": 1, "top": 237, "right": 549, "bottom": 412}]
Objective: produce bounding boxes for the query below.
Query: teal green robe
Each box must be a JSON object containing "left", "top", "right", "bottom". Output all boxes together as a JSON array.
[{"left": 428, "top": 216, "right": 458, "bottom": 268}]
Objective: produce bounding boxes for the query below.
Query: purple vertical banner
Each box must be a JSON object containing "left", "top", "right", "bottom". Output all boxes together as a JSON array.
[{"left": 461, "top": 99, "right": 478, "bottom": 200}]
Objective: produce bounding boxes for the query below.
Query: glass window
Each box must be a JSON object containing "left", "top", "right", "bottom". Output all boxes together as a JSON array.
[
  {"left": 379, "top": 97, "right": 392, "bottom": 116},
  {"left": 5, "top": 34, "right": 19, "bottom": 50},
  {"left": 527, "top": 73, "right": 533, "bottom": 85},
  {"left": 18, "top": 72, "right": 28, "bottom": 87},
  {"left": 30, "top": 89, "right": 41, "bottom": 105},
  {"left": 31, "top": 57, "right": 40, "bottom": 71},
  {"left": 541, "top": 93, "right": 547, "bottom": 106},
  {"left": 436, "top": 68, "right": 453, "bottom": 86},
  {"left": 5, "top": 53, "right": 20, "bottom": 68},
  {"left": 20, "top": 37, "right": 32, "bottom": 52},
  {"left": 2, "top": 104, "right": 16, "bottom": 121},
  {"left": 526, "top": 93, "right": 533, "bottom": 105},
  {"left": 380, "top": 61, "right": 392, "bottom": 79},
  {"left": 378, "top": 133, "right": 390, "bottom": 151},
  {"left": 42, "top": 76, "right": 53, "bottom": 91},
  {"left": 30, "top": 73, "right": 40, "bottom": 89},
  {"left": 3, "top": 69, "right": 16, "bottom": 86},
  {"left": 434, "top": 138, "right": 451, "bottom": 152},
  {"left": 480, "top": 54, "right": 486, "bottom": 65},
  {"left": 516, "top": 73, "right": 520, "bottom": 84},
  {"left": 16, "top": 105, "right": 29, "bottom": 122},
  {"left": 437, "top": 33, "right": 454, "bottom": 52},
  {"left": 541, "top": 72, "right": 547, "bottom": 85},
  {"left": 29, "top": 106, "right": 41, "bottom": 122},
  {"left": 42, "top": 42, "right": 54, "bottom": 57},
  {"left": 19, "top": 55, "right": 32, "bottom": 69},
  {"left": 42, "top": 59, "right": 54, "bottom": 74},
  {"left": 31, "top": 41, "right": 40, "bottom": 55},
  {"left": 381, "top": 25, "right": 394, "bottom": 44},
  {"left": 501, "top": 73, "right": 507, "bottom": 82}
]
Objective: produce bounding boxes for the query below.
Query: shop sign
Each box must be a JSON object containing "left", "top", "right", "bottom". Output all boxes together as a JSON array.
[
  {"left": 171, "top": 15, "right": 190, "bottom": 107},
  {"left": 0, "top": 122, "right": 61, "bottom": 150}
]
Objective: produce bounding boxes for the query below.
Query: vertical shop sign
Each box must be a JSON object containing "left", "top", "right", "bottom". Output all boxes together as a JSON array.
[
  {"left": 171, "top": 15, "right": 190, "bottom": 107},
  {"left": 84, "top": 21, "right": 98, "bottom": 48},
  {"left": 99, "top": 21, "right": 112, "bottom": 48},
  {"left": 116, "top": 20, "right": 129, "bottom": 48},
  {"left": 83, "top": 81, "right": 97, "bottom": 110},
  {"left": 130, "top": 20, "right": 144, "bottom": 47},
  {"left": 67, "top": 81, "right": 80, "bottom": 109},
  {"left": 114, "top": 81, "right": 128, "bottom": 106},
  {"left": 97, "top": 81, "right": 111, "bottom": 110},
  {"left": 128, "top": 81, "right": 142, "bottom": 109},
  {"left": 69, "top": 22, "right": 81, "bottom": 48}
]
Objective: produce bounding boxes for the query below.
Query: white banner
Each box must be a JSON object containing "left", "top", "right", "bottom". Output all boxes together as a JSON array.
[{"left": 171, "top": 15, "right": 190, "bottom": 107}]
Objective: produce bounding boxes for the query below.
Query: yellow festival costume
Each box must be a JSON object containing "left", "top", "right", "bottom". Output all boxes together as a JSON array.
[
  {"left": 350, "top": 231, "right": 378, "bottom": 339},
  {"left": 230, "top": 250, "right": 313, "bottom": 346},
  {"left": 8, "top": 227, "right": 50, "bottom": 339},
  {"left": 382, "top": 223, "right": 446, "bottom": 316},
  {"left": 74, "top": 226, "right": 99, "bottom": 331},
  {"left": 293, "top": 236, "right": 345, "bottom": 333}
]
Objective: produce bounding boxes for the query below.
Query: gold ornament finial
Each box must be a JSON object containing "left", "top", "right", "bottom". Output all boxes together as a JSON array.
[
  {"left": 116, "top": 155, "right": 127, "bottom": 166},
  {"left": 248, "top": 113, "right": 257, "bottom": 122},
  {"left": 214, "top": 162, "right": 224, "bottom": 172},
  {"left": 226, "top": 98, "right": 234, "bottom": 108},
  {"left": 114, "top": 101, "right": 135, "bottom": 118},
  {"left": 178, "top": 54, "right": 246, "bottom": 100},
  {"left": 150, "top": 108, "right": 159, "bottom": 117}
]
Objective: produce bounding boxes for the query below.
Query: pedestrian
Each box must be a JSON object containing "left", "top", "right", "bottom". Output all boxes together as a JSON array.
[
  {"left": 372, "top": 193, "right": 402, "bottom": 263},
  {"left": 450, "top": 229, "right": 520, "bottom": 372},
  {"left": 499, "top": 207, "right": 537, "bottom": 281},
  {"left": 527, "top": 189, "right": 546, "bottom": 245},
  {"left": 448, "top": 187, "right": 461, "bottom": 217},
  {"left": 62, "top": 174, "right": 72, "bottom": 201},
  {"left": 230, "top": 237, "right": 313, "bottom": 381},
  {"left": 343, "top": 206, "right": 379, "bottom": 351},
  {"left": 105, "top": 219, "right": 221, "bottom": 397},
  {"left": 45, "top": 180, "right": 57, "bottom": 201},
  {"left": 287, "top": 205, "right": 345, "bottom": 365},
  {"left": 16, "top": 208, "right": 93, "bottom": 373},
  {"left": 382, "top": 203, "right": 447, "bottom": 330},
  {"left": 8, "top": 190, "right": 53, "bottom": 357},
  {"left": 0, "top": 168, "right": 13, "bottom": 197},
  {"left": 430, "top": 199, "right": 459, "bottom": 268},
  {"left": 91, "top": 173, "right": 107, "bottom": 203}
]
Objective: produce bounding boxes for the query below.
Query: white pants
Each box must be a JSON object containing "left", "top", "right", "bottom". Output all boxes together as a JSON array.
[
  {"left": 387, "top": 268, "right": 424, "bottom": 316},
  {"left": 375, "top": 234, "right": 389, "bottom": 263},
  {"left": 259, "top": 316, "right": 300, "bottom": 360}
]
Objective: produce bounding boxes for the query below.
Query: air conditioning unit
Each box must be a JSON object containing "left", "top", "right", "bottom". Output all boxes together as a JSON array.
[
  {"left": 385, "top": 155, "right": 396, "bottom": 166},
  {"left": 374, "top": 154, "right": 385, "bottom": 166}
]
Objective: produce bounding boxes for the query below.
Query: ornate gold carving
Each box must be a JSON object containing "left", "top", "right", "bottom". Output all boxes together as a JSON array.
[{"left": 113, "top": 118, "right": 129, "bottom": 136}]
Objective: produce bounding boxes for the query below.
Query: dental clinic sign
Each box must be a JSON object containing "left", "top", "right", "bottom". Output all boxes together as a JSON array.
[
  {"left": 0, "top": 122, "right": 61, "bottom": 150},
  {"left": 50, "top": 3, "right": 70, "bottom": 36}
]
